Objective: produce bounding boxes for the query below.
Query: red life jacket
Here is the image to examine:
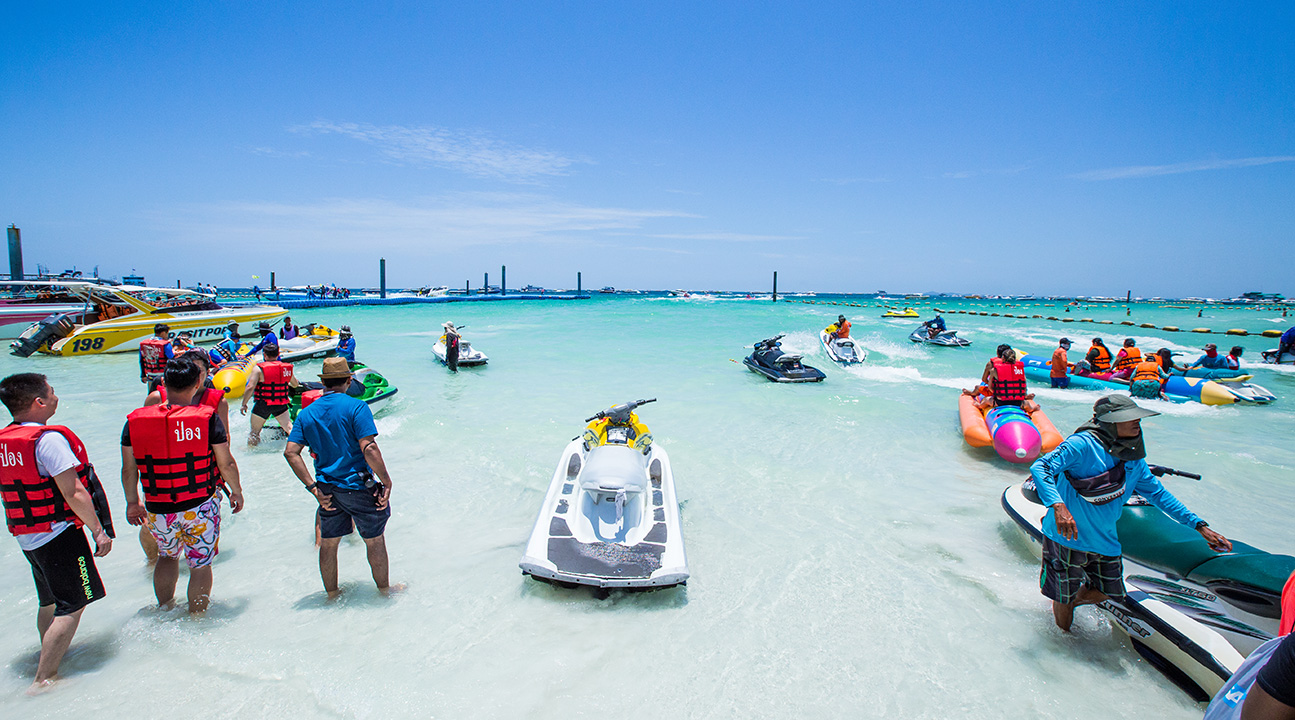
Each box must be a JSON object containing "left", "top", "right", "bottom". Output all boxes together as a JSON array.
[
  {"left": 0, "top": 425, "right": 106, "bottom": 535},
  {"left": 159, "top": 385, "right": 224, "bottom": 410},
  {"left": 1089, "top": 344, "right": 1111, "bottom": 372},
  {"left": 991, "top": 358, "right": 1028, "bottom": 402},
  {"left": 836, "top": 320, "right": 851, "bottom": 338},
  {"left": 301, "top": 389, "right": 324, "bottom": 409},
  {"left": 126, "top": 405, "right": 220, "bottom": 512},
  {"left": 1113, "top": 347, "right": 1142, "bottom": 372},
  {"left": 253, "top": 361, "right": 294, "bottom": 404},
  {"left": 139, "top": 337, "right": 170, "bottom": 375}
]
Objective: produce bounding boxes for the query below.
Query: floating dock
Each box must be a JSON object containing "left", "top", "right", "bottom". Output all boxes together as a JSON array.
[{"left": 221, "top": 292, "right": 590, "bottom": 310}]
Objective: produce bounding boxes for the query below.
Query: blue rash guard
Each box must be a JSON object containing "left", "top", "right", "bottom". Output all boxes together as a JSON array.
[
  {"left": 1029, "top": 432, "right": 1202, "bottom": 557},
  {"left": 1190, "top": 353, "right": 1228, "bottom": 369},
  {"left": 1281, "top": 327, "right": 1295, "bottom": 346},
  {"left": 246, "top": 331, "right": 279, "bottom": 356},
  {"left": 926, "top": 317, "right": 946, "bottom": 331},
  {"left": 336, "top": 337, "right": 356, "bottom": 362}
]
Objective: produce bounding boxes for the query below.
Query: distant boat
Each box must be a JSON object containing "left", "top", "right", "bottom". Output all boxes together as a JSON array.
[
  {"left": 598, "top": 286, "right": 615, "bottom": 294},
  {"left": 521, "top": 285, "right": 546, "bottom": 293}
]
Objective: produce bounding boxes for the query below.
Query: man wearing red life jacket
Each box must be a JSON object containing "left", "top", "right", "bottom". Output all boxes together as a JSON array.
[
  {"left": 122, "top": 358, "right": 244, "bottom": 613},
  {"left": 0, "top": 372, "right": 113, "bottom": 694},
  {"left": 139, "top": 352, "right": 230, "bottom": 563},
  {"left": 138, "top": 323, "right": 176, "bottom": 391},
  {"left": 240, "top": 344, "right": 300, "bottom": 445}
]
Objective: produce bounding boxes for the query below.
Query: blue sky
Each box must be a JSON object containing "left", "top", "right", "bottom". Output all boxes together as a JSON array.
[{"left": 2, "top": 2, "right": 1291, "bottom": 295}]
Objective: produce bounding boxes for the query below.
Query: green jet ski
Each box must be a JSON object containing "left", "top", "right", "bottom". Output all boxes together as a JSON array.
[{"left": 273, "top": 363, "right": 398, "bottom": 424}]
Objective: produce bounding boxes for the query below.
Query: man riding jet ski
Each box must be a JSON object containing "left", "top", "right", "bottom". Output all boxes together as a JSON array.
[
  {"left": 909, "top": 320, "right": 970, "bottom": 347},
  {"left": 519, "top": 399, "right": 688, "bottom": 590},
  {"left": 821, "top": 316, "right": 866, "bottom": 365},
  {"left": 743, "top": 334, "right": 826, "bottom": 382}
]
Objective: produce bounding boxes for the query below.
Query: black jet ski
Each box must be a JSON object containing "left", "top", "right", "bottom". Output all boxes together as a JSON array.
[
  {"left": 743, "top": 334, "right": 826, "bottom": 383},
  {"left": 1002, "top": 468, "right": 1294, "bottom": 700},
  {"left": 909, "top": 325, "right": 971, "bottom": 347}
]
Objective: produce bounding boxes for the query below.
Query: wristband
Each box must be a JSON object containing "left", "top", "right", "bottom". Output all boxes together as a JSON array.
[
  {"left": 1195, "top": 520, "right": 1209, "bottom": 530},
  {"left": 304, "top": 482, "right": 317, "bottom": 493}
]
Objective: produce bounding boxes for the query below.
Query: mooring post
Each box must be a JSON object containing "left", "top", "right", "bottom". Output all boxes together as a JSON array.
[
  {"left": 773, "top": 271, "right": 778, "bottom": 302},
  {"left": 7, "top": 225, "right": 23, "bottom": 281},
  {"left": 466, "top": 280, "right": 470, "bottom": 295},
  {"left": 484, "top": 272, "right": 488, "bottom": 295},
  {"left": 501, "top": 265, "right": 506, "bottom": 296},
  {"left": 577, "top": 271, "right": 582, "bottom": 295},
  {"left": 380, "top": 258, "right": 387, "bottom": 299},
  {"left": 270, "top": 271, "right": 276, "bottom": 291}
]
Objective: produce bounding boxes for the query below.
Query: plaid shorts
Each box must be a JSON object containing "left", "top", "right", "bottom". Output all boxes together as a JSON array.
[{"left": 1040, "top": 536, "right": 1126, "bottom": 604}]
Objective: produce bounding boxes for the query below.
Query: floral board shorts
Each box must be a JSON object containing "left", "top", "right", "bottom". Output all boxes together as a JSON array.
[{"left": 148, "top": 495, "right": 222, "bottom": 569}]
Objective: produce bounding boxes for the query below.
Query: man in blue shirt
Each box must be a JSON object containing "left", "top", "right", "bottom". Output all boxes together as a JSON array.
[
  {"left": 1029, "top": 395, "right": 1231, "bottom": 631},
  {"left": 336, "top": 325, "right": 356, "bottom": 364},
  {"left": 282, "top": 358, "right": 397, "bottom": 597},
  {"left": 1186, "top": 343, "right": 1229, "bottom": 370},
  {"left": 243, "top": 321, "right": 279, "bottom": 357},
  {"left": 1276, "top": 326, "right": 1295, "bottom": 364}
]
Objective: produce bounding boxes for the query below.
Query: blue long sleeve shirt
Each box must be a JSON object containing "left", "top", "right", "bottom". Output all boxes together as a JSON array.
[
  {"left": 1029, "top": 432, "right": 1202, "bottom": 556},
  {"left": 1190, "top": 353, "right": 1228, "bottom": 369},
  {"left": 246, "top": 331, "right": 279, "bottom": 356},
  {"left": 336, "top": 337, "right": 356, "bottom": 362}
]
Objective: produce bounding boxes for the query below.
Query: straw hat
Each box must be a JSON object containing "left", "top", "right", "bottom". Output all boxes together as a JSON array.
[{"left": 318, "top": 357, "right": 353, "bottom": 380}]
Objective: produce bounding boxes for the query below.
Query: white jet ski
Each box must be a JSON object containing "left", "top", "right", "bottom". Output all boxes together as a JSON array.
[
  {"left": 520, "top": 399, "right": 688, "bottom": 590},
  {"left": 277, "top": 334, "right": 340, "bottom": 362},
  {"left": 1000, "top": 473, "right": 1295, "bottom": 700},
  {"left": 909, "top": 325, "right": 971, "bottom": 347},
  {"left": 820, "top": 331, "right": 866, "bottom": 365},
  {"left": 432, "top": 330, "right": 488, "bottom": 367}
]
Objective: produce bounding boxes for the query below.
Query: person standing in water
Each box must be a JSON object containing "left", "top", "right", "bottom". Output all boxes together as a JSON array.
[
  {"left": 139, "top": 323, "right": 176, "bottom": 392},
  {"left": 241, "top": 344, "right": 300, "bottom": 445},
  {"left": 0, "top": 373, "right": 113, "bottom": 695},
  {"left": 1050, "top": 338, "right": 1072, "bottom": 388},
  {"left": 442, "top": 321, "right": 461, "bottom": 372},
  {"left": 281, "top": 317, "right": 299, "bottom": 341},
  {"left": 122, "top": 358, "right": 244, "bottom": 613},
  {"left": 283, "top": 358, "right": 399, "bottom": 597},
  {"left": 1029, "top": 395, "right": 1230, "bottom": 631}
]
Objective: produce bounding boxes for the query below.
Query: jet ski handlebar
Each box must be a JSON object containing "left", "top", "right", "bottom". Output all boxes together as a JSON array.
[
  {"left": 585, "top": 398, "right": 657, "bottom": 423},
  {"left": 1148, "top": 465, "right": 1202, "bottom": 481},
  {"left": 756, "top": 334, "right": 785, "bottom": 349}
]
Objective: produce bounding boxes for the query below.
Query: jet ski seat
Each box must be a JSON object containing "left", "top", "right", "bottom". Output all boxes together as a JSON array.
[
  {"left": 580, "top": 446, "right": 648, "bottom": 496},
  {"left": 1116, "top": 504, "right": 1221, "bottom": 579},
  {"left": 774, "top": 354, "right": 802, "bottom": 365}
]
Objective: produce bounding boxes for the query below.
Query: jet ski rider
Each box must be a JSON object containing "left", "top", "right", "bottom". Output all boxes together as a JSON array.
[
  {"left": 923, "top": 315, "right": 946, "bottom": 338},
  {"left": 1029, "top": 395, "right": 1231, "bottom": 632},
  {"left": 832, "top": 315, "right": 851, "bottom": 339}
]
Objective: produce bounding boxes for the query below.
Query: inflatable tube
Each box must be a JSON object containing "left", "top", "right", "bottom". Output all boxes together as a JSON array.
[
  {"left": 1162, "top": 376, "right": 1276, "bottom": 405},
  {"left": 958, "top": 394, "right": 1062, "bottom": 462},
  {"left": 213, "top": 358, "right": 253, "bottom": 399}
]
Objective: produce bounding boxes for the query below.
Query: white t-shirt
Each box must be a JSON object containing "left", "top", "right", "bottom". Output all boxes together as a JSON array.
[{"left": 13, "top": 423, "right": 80, "bottom": 552}]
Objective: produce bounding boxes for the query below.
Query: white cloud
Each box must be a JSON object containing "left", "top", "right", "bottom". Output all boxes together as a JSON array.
[
  {"left": 293, "top": 121, "right": 578, "bottom": 180},
  {"left": 149, "top": 192, "right": 695, "bottom": 252},
  {"left": 1073, "top": 155, "right": 1295, "bottom": 180},
  {"left": 647, "top": 232, "right": 803, "bottom": 242}
]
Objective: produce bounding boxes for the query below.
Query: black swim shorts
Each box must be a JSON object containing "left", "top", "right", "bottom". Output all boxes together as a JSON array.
[
  {"left": 251, "top": 400, "right": 291, "bottom": 419},
  {"left": 23, "top": 527, "right": 106, "bottom": 616},
  {"left": 1040, "top": 536, "right": 1125, "bottom": 605}
]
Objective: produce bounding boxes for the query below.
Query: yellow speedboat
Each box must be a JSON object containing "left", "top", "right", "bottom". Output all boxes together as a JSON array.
[
  {"left": 882, "top": 308, "right": 920, "bottom": 318},
  {"left": 10, "top": 283, "right": 286, "bottom": 357}
]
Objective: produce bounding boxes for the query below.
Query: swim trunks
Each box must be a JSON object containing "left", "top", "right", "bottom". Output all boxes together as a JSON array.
[
  {"left": 23, "top": 526, "right": 106, "bottom": 616},
  {"left": 1050, "top": 376, "right": 1070, "bottom": 389},
  {"left": 1040, "top": 536, "right": 1125, "bottom": 604},
  {"left": 252, "top": 400, "right": 291, "bottom": 419},
  {"left": 148, "top": 494, "right": 221, "bottom": 569}
]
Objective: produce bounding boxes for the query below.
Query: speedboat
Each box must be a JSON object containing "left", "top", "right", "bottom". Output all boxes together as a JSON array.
[
  {"left": 1002, "top": 473, "right": 1294, "bottom": 700},
  {"left": 520, "top": 399, "right": 688, "bottom": 589},
  {"left": 432, "top": 330, "right": 488, "bottom": 367},
  {"left": 0, "top": 281, "right": 88, "bottom": 339},
  {"left": 9, "top": 282, "right": 285, "bottom": 357},
  {"left": 743, "top": 335, "right": 826, "bottom": 382},
  {"left": 819, "top": 330, "right": 866, "bottom": 365},
  {"left": 908, "top": 326, "right": 971, "bottom": 347}
]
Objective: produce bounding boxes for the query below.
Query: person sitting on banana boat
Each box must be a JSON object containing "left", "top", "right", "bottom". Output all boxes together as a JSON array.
[
  {"left": 964, "top": 344, "right": 1039, "bottom": 412},
  {"left": 1109, "top": 338, "right": 1141, "bottom": 380},
  {"left": 1128, "top": 352, "right": 1170, "bottom": 400},
  {"left": 1186, "top": 343, "right": 1230, "bottom": 371}
]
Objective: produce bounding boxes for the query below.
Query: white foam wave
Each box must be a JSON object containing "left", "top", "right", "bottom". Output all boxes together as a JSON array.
[{"left": 844, "top": 363, "right": 977, "bottom": 390}]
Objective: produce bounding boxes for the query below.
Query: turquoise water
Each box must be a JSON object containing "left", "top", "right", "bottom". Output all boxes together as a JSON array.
[{"left": 0, "top": 295, "right": 1292, "bottom": 718}]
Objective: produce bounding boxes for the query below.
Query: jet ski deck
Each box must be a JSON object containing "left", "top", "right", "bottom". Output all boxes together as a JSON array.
[
  {"left": 820, "top": 331, "right": 866, "bottom": 365},
  {"left": 908, "top": 326, "right": 971, "bottom": 347}
]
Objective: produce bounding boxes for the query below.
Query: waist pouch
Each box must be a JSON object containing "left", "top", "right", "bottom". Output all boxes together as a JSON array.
[{"left": 1065, "top": 462, "right": 1126, "bottom": 505}]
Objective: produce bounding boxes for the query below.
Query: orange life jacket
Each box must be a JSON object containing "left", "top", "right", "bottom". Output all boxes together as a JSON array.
[
  {"left": 836, "top": 320, "right": 851, "bottom": 338},
  {"left": 139, "top": 337, "right": 170, "bottom": 375},
  {"left": 253, "top": 361, "right": 294, "bottom": 404},
  {"left": 1114, "top": 347, "right": 1142, "bottom": 372},
  {"left": 1089, "top": 344, "right": 1111, "bottom": 372},
  {"left": 125, "top": 405, "right": 220, "bottom": 512},
  {"left": 1132, "top": 358, "right": 1163, "bottom": 383},
  {"left": 0, "top": 425, "right": 103, "bottom": 535},
  {"left": 159, "top": 385, "right": 224, "bottom": 410},
  {"left": 991, "top": 358, "right": 1027, "bottom": 402}
]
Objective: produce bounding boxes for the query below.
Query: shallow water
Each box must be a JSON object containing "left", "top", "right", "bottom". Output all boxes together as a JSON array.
[{"left": 1, "top": 295, "right": 1292, "bottom": 718}]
